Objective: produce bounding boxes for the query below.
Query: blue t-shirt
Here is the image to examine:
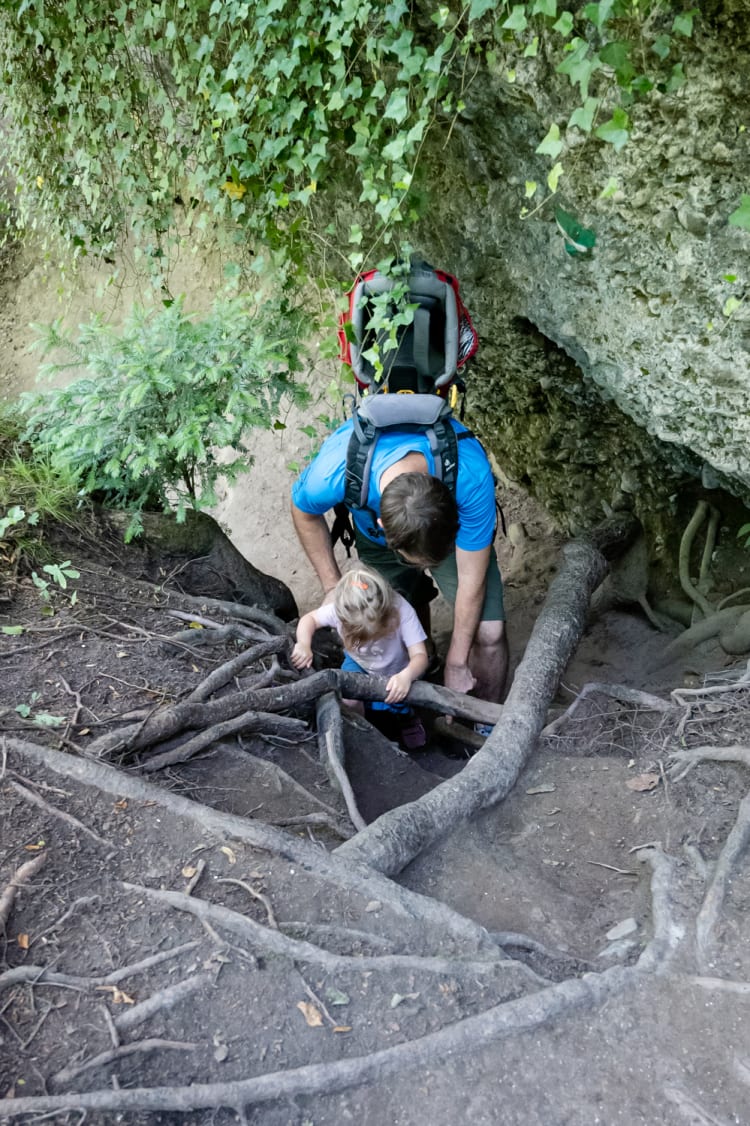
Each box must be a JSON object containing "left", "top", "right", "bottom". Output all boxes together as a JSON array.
[{"left": 291, "top": 418, "right": 497, "bottom": 552}]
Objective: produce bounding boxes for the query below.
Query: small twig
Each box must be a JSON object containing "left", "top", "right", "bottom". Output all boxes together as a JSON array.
[
  {"left": 298, "top": 974, "right": 337, "bottom": 1027},
  {"left": 0, "top": 851, "right": 47, "bottom": 931},
  {"left": 215, "top": 877, "right": 278, "bottom": 929},
  {"left": 184, "top": 859, "right": 206, "bottom": 896},
  {"left": 9, "top": 781, "right": 112, "bottom": 850},
  {"left": 32, "top": 895, "right": 100, "bottom": 947},
  {"left": 51, "top": 1038, "right": 198, "bottom": 1088},
  {"left": 102, "top": 1003, "right": 120, "bottom": 1048},
  {"left": 586, "top": 861, "right": 638, "bottom": 876}
]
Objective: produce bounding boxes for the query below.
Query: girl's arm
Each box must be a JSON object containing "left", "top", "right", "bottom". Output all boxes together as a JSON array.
[
  {"left": 384, "top": 642, "right": 429, "bottom": 704},
  {"left": 291, "top": 609, "right": 322, "bottom": 669}
]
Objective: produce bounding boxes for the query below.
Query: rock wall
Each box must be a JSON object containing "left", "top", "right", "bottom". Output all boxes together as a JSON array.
[{"left": 412, "top": 3, "right": 750, "bottom": 536}]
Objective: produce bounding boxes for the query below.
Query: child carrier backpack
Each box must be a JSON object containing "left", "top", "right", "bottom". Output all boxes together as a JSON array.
[{"left": 338, "top": 258, "right": 478, "bottom": 396}]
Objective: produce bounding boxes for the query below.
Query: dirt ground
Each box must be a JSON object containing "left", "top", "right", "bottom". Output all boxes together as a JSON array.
[{"left": 2, "top": 244, "right": 750, "bottom": 1124}]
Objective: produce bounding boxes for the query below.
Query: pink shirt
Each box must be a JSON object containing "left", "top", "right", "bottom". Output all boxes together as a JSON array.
[{"left": 315, "top": 593, "right": 426, "bottom": 677}]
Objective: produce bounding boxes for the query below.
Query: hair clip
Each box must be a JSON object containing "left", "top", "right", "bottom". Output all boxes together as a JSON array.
[{"left": 352, "top": 579, "right": 369, "bottom": 590}]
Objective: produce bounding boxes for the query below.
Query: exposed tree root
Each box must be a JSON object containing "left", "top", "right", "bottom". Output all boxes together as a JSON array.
[
  {"left": 658, "top": 605, "right": 750, "bottom": 667},
  {"left": 2, "top": 737, "right": 517, "bottom": 955},
  {"left": 336, "top": 535, "right": 612, "bottom": 876},
  {"left": 138, "top": 712, "right": 307, "bottom": 773},
  {"left": 0, "top": 943, "right": 199, "bottom": 995},
  {"left": 316, "top": 692, "right": 366, "bottom": 830},
  {"left": 51, "top": 1038, "right": 198, "bottom": 1089},
  {"left": 186, "top": 637, "right": 287, "bottom": 702},
  {"left": 113, "top": 972, "right": 214, "bottom": 1033},
  {"left": 679, "top": 500, "right": 715, "bottom": 619},
  {"left": 668, "top": 745, "right": 750, "bottom": 782},
  {"left": 695, "top": 787, "right": 750, "bottom": 970},
  {"left": 86, "top": 671, "right": 502, "bottom": 759},
  {"left": 121, "top": 882, "right": 536, "bottom": 982},
  {"left": 0, "top": 851, "right": 46, "bottom": 932},
  {"left": 0, "top": 849, "right": 678, "bottom": 1120},
  {"left": 8, "top": 779, "right": 113, "bottom": 849},
  {"left": 542, "top": 682, "right": 674, "bottom": 738}
]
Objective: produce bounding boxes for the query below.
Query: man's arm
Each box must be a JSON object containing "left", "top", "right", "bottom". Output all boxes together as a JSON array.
[
  {"left": 290, "top": 503, "right": 342, "bottom": 596},
  {"left": 443, "top": 544, "right": 491, "bottom": 695}
]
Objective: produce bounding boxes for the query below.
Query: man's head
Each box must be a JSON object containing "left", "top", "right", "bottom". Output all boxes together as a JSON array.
[{"left": 379, "top": 472, "right": 459, "bottom": 567}]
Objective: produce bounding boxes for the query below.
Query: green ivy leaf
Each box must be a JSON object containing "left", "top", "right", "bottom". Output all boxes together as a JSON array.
[
  {"left": 531, "top": 0, "right": 557, "bottom": 16},
  {"left": 599, "top": 176, "right": 619, "bottom": 199},
  {"left": 568, "top": 97, "right": 598, "bottom": 133},
  {"left": 594, "top": 107, "right": 630, "bottom": 151},
  {"left": 665, "top": 63, "right": 686, "bottom": 93},
  {"left": 468, "top": 0, "right": 495, "bottom": 19},
  {"left": 547, "top": 162, "right": 564, "bottom": 192},
  {"left": 651, "top": 33, "right": 671, "bottom": 61},
  {"left": 536, "top": 123, "right": 564, "bottom": 159},
  {"left": 525, "top": 180, "right": 538, "bottom": 198},
  {"left": 555, "top": 205, "right": 596, "bottom": 255},
  {"left": 552, "top": 10, "right": 574, "bottom": 35},
  {"left": 2, "top": 625, "right": 24, "bottom": 636},
  {"left": 503, "top": 5, "right": 528, "bottom": 31},
  {"left": 672, "top": 9, "right": 697, "bottom": 37}
]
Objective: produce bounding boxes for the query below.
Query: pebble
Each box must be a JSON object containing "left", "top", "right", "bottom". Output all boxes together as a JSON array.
[{"left": 606, "top": 917, "right": 638, "bottom": 942}]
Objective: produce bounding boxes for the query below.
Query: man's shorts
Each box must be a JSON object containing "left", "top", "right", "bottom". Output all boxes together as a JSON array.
[{"left": 354, "top": 528, "right": 505, "bottom": 622}]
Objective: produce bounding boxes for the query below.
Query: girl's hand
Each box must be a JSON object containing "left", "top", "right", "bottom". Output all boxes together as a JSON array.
[
  {"left": 385, "top": 669, "right": 412, "bottom": 704},
  {"left": 291, "top": 642, "right": 313, "bottom": 669}
]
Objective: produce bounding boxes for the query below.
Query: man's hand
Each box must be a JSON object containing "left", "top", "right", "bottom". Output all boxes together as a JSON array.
[{"left": 444, "top": 661, "right": 477, "bottom": 695}]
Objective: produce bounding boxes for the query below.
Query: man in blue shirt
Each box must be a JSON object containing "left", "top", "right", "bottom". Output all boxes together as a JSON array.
[{"left": 291, "top": 416, "right": 507, "bottom": 704}]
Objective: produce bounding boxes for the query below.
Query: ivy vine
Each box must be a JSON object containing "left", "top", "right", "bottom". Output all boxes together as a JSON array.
[{"left": 0, "top": 0, "right": 729, "bottom": 284}]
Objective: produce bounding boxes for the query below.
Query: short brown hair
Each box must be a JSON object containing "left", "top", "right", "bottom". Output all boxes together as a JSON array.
[{"left": 379, "top": 472, "right": 458, "bottom": 566}]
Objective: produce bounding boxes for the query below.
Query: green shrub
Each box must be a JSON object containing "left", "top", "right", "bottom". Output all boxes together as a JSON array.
[{"left": 21, "top": 294, "right": 308, "bottom": 541}]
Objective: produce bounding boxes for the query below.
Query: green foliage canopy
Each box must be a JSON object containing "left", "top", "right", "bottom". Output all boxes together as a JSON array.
[{"left": 0, "top": 0, "right": 704, "bottom": 276}]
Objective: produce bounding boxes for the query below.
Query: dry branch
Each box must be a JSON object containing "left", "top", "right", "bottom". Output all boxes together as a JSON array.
[
  {"left": 114, "top": 972, "right": 213, "bottom": 1033},
  {"left": 0, "top": 849, "right": 679, "bottom": 1121},
  {"left": 186, "top": 637, "right": 287, "bottom": 702},
  {"left": 336, "top": 531, "right": 617, "bottom": 876}
]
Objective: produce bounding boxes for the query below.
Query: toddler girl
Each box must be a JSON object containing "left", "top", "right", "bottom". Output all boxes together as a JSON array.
[{"left": 291, "top": 565, "right": 429, "bottom": 749}]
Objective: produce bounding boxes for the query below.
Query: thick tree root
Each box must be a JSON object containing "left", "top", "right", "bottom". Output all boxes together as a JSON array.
[
  {"left": 0, "top": 849, "right": 677, "bottom": 1120},
  {"left": 51, "top": 1038, "right": 197, "bottom": 1089},
  {"left": 336, "top": 537, "right": 611, "bottom": 876},
  {"left": 87, "top": 670, "right": 502, "bottom": 760},
  {"left": 138, "top": 712, "right": 307, "bottom": 772}
]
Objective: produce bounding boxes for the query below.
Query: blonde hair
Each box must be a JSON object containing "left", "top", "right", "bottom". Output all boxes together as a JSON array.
[{"left": 333, "top": 566, "right": 398, "bottom": 650}]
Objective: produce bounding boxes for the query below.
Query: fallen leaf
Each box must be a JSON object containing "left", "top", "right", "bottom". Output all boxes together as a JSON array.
[
  {"left": 214, "top": 1043, "right": 229, "bottom": 1062},
  {"left": 191, "top": 665, "right": 200, "bottom": 673},
  {"left": 626, "top": 773, "right": 659, "bottom": 792},
  {"left": 365, "top": 900, "right": 382, "bottom": 913},
  {"left": 390, "top": 992, "right": 420, "bottom": 1008},
  {"left": 95, "top": 985, "right": 135, "bottom": 1004},
  {"left": 526, "top": 783, "right": 556, "bottom": 795},
  {"left": 188, "top": 622, "right": 204, "bottom": 630},
  {"left": 77, "top": 727, "right": 90, "bottom": 735},
  {"left": 24, "top": 841, "right": 45, "bottom": 852},
  {"left": 17, "top": 934, "right": 29, "bottom": 950},
  {"left": 182, "top": 866, "right": 198, "bottom": 878},
  {"left": 220, "top": 845, "right": 237, "bottom": 865},
  {"left": 114, "top": 800, "right": 128, "bottom": 811},
  {"left": 297, "top": 1001, "right": 323, "bottom": 1027},
  {"left": 326, "top": 988, "right": 350, "bottom": 1006},
  {"left": 116, "top": 651, "right": 128, "bottom": 658},
  {"left": 333, "top": 1026, "right": 352, "bottom": 1033}
]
